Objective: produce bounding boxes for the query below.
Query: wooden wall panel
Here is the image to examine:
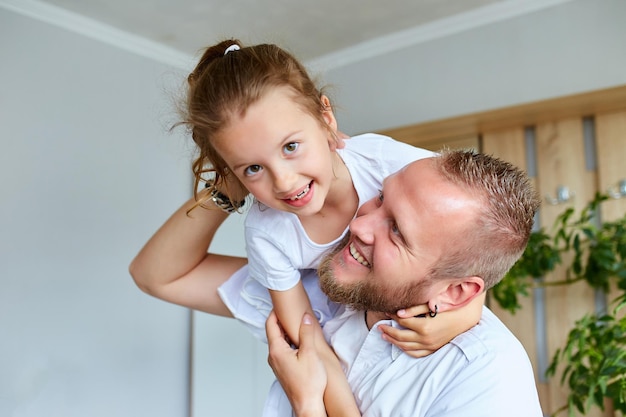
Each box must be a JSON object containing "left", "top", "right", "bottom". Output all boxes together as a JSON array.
[
  {"left": 596, "top": 110, "right": 626, "bottom": 320},
  {"left": 482, "top": 127, "right": 551, "bottom": 411},
  {"left": 378, "top": 85, "right": 626, "bottom": 146},
  {"left": 535, "top": 117, "right": 605, "bottom": 417}
]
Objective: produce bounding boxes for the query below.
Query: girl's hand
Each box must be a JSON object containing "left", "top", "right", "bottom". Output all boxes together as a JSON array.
[{"left": 379, "top": 298, "right": 484, "bottom": 359}]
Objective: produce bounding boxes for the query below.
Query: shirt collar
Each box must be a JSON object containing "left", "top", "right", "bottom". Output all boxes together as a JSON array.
[{"left": 369, "top": 317, "right": 405, "bottom": 361}]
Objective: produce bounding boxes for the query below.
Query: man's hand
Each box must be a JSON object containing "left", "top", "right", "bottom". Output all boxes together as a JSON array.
[{"left": 266, "top": 311, "right": 327, "bottom": 417}]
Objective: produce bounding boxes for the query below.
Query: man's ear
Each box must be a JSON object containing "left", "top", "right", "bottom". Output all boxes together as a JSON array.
[{"left": 428, "top": 277, "right": 484, "bottom": 313}]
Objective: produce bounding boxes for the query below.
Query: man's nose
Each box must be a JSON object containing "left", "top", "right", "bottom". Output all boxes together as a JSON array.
[{"left": 349, "top": 209, "right": 381, "bottom": 244}]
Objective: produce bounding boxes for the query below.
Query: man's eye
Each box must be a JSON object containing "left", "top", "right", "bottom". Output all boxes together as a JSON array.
[
  {"left": 284, "top": 142, "right": 298, "bottom": 154},
  {"left": 391, "top": 222, "right": 400, "bottom": 235},
  {"left": 244, "top": 165, "right": 262, "bottom": 176}
]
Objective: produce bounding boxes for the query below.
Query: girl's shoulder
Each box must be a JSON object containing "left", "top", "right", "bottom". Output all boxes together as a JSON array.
[
  {"left": 343, "top": 132, "right": 428, "bottom": 154},
  {"left": 341, "top": 133, "right": 399, "bottom": 156},
  {"left": 344, "top": 132, "right": 395, "bottom": 147},
  {"left": 340, "top": 133, "right": 434, "bottom": 166}
]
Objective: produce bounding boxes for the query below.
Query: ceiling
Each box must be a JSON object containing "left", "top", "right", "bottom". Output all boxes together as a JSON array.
[{"left": 31, "top": 0, "right": 506, "bottom": 64}]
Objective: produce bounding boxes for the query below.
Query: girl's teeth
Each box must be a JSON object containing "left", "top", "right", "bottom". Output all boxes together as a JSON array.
[
  {"left": 350, "top": 243, "right": 370, "bottom": 267},
  {"left": 290, "top": 184, "right": 310, "bottom": 200}
]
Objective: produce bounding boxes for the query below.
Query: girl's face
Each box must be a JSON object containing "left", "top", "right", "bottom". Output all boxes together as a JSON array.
[{"left": 213, "top": 87, "right": 340, "bottom": 217}]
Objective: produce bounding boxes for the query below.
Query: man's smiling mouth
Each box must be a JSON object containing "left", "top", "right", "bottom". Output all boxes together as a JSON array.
[{"left": 350, "top": 243, "right": 371, "bottom": 268}]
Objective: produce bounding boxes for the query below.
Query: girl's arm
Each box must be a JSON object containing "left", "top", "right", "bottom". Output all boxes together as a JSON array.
[
  {"left": 269, "top": 284, "right": 314, "bottom": 347},
  {"left": 129, "top": 189, "right": 245, "bottom": 316},
  {"left": 379, "top": 293, "right": 486, "bottom": 358},
  {"left": 266, "top": 311, "right": 327, "bottom": 417},
  {"left": 270, "top": 286, "right": 361, "bottom": 417}
]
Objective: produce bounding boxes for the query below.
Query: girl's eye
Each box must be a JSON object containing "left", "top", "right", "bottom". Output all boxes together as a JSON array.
[
  {"left": 283, "top": 142, "right": 299, "bottom": 155},
  {"left": 244, "top": 165, "right": 263, "bottom": 176},
  {"left": 377, "top": 190, "right": 384, "bottom": 204}
]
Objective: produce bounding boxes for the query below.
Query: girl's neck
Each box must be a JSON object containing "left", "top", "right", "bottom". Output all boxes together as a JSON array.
[
  {"left": 324, "top": 152, "right": 355, "bottom": 208},
  {"left": 299, "top": 152, "right": 358, "bottom": 244}
]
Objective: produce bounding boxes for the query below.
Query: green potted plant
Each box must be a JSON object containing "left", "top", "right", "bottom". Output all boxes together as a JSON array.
[
  {"left": 546, "top": 295, "right": 626, "bottom": 416},
  {"left": 492, "top": 193, "right": 626, "bottom": 416}
]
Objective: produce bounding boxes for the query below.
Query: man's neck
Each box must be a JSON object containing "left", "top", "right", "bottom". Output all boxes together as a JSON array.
[{"left": 365, "top": 310, "right": 388, "bottom": 330}]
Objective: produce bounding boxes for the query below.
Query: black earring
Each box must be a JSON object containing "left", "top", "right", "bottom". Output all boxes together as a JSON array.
[{"left": 428, "top": 305, "right": 438, "bottom": 318}]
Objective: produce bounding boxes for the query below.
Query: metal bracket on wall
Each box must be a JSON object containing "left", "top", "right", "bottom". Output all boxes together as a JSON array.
[
  {"left": 608, "top": 179, "right": 626, "bottom": 199},
  {"left": 545, "top": 185, "right": 574, "bottom": 205}
]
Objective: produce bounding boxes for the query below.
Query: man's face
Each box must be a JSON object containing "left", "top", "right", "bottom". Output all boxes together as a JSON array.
[{"left": 319, "top": 158, "right": 478, "bottom": 313}]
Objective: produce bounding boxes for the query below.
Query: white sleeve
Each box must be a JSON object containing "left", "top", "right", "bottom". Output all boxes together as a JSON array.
[
  {"left": 378, "top": 135, "right": 435, "bottom": 178},
  {"left": 245, "top": 225, "right": 301, "bottom": 292}
]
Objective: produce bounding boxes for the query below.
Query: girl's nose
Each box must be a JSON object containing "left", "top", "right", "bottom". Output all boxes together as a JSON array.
[{"left": 272, "top": 169, "right": 297, "bottom": 194}]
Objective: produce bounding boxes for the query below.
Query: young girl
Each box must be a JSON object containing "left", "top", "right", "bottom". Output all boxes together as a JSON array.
[
  {"left": 183, "top": 39, "right": 439, "bottom": 344},
  {"left": 130, "top": 39, "right": 480, "bottom": 416}
]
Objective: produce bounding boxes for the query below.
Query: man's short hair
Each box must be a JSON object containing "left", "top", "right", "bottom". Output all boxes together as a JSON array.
[{"left": 426, "top": 149, "right": 540, "bottom": 289}]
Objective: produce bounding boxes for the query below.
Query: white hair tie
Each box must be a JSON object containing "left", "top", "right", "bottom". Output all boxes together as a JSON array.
[{"left": 224, "top": 44, "right": 240, "bottom": 55}]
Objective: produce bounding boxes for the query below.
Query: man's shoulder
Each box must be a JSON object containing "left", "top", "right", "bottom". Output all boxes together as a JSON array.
[
  {"left": 451, "top": 306, "right": 527, "bottom": 362},
  {"left": 346, "top": 307, "right": 541, "bottom": 417},
  {"left": 386, "top": 307, "right": 540, "bottom": 415}
]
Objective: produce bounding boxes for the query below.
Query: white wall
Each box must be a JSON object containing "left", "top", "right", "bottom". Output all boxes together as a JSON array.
[
  {"left": 0, "top": 6, "right": 273, "bottom": 416},
  {"left": 0, "top": 6, "right": 247, "bottom": 416},
  {"left": 323, "top": 0, "right": 626, "bottom": 134}
]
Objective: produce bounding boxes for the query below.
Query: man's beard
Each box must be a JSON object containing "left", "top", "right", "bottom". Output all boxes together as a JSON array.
[{"left": 318, "top": 235, "right": 431, "bottom": 314}]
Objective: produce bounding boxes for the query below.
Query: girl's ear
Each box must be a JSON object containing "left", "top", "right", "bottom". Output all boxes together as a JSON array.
[
  {"left": 320, "top": 95, "right": 342, "bottom": 150},
  {"left": 321, "top": 95, "right": 337, "bottom": 129}
]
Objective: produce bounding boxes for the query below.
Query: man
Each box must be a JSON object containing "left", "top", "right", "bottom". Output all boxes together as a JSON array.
[{"left": 266, "top": 150, "right": 543, "bottom": 417}]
